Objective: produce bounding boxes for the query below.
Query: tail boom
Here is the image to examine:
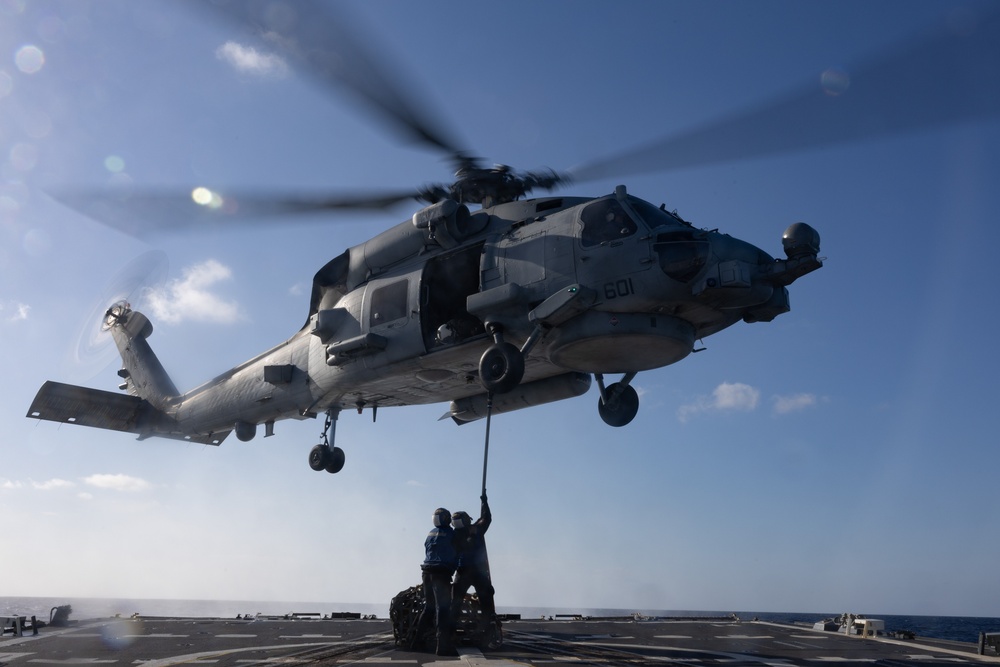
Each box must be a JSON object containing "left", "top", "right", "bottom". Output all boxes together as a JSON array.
[
  {"left": 107, "top": 306, "right": 179, "bottom": 409},
  {"left": 27, "top": 303, "right": 231, "bottom": 445}
]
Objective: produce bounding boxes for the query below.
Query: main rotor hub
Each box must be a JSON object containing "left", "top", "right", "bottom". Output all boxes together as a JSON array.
[{"left": 420, "top": 160, "right": 566, "bottom": 208}]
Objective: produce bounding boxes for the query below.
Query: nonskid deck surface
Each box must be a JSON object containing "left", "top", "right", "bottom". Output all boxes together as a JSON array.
[{"left": 2, "top": 616, "right": 998, "bottom": 666}]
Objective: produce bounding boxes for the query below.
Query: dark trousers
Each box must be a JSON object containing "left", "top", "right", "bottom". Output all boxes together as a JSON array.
[
  {"left": 452, "top": 567, "right": 496, "bottom": 619},
  {"left": 419, "top": 569, "right": 453, "bottom": 645}
]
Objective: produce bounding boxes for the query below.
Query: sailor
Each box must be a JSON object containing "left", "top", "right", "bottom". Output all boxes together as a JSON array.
[
  {"left": 417, "top": 507, "right": 458, "bottom": 655},
  {"left": 451, "top": 494, "right": 495, "bottom": 629}
]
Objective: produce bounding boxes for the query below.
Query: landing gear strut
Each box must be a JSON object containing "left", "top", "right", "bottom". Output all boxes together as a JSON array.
[
  {"left": 309, "top": 408, "right": 345, "bottom": 474},
  {"left": 596, "top": 373, "right": 639, "bottom": 427},
  {"left": 478, "top": 324, "right": 524, "bottom": 394}
]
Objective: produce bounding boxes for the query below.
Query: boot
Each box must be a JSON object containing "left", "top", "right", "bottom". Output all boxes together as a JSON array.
[{"left": 435, "top": 635, "right": 456, "bottom": 656}]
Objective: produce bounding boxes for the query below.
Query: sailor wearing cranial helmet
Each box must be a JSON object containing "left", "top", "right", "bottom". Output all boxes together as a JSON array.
[
  {"left": 451, "top": 494, "right": 495, "bottom": 631},
  {"left": 416, "top": 507, "right": 458, "bottom": 655}
]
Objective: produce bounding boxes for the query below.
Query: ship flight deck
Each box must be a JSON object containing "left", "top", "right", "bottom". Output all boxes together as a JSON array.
[{"left": 3, "top": 614, "right": 999, "bottom": 666}]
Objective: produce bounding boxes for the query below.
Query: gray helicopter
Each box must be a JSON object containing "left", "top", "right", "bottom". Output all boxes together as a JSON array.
[{"left": 27, "top": 1, "right": 998, "bottom": 475}]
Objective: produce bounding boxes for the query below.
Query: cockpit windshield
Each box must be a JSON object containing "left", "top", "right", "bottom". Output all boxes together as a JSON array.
[
  {"left": 626, "top": 196, "right": 689, "bottom": 229},
  {"left": 579, "top": 198, "right": 638, "bottom": 247}
]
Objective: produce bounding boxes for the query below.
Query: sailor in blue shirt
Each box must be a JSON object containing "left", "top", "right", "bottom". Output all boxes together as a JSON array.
[{"left": 417, "top": 507, "right": 458, "bottom": 655}]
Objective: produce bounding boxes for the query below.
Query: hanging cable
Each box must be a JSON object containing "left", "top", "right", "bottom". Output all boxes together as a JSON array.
[{"left": 481, "top": 392, "right": 493, "bottom": 497}]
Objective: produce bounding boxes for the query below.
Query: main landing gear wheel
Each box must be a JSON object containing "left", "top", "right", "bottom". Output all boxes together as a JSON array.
[
  {"left": 309, "top": 408, "right": 345, "bottom": 474},
  {"left": 478, "top": 342, "right": 524, "bottom": 394},
  {"left": 598, "top": 382, "right": 639, "bottom": 427},
  {"left": 309, "top": 444, "right": 346, "bottom": 474}
]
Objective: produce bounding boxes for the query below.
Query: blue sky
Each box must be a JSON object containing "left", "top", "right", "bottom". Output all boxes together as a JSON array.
[{"left": 3, "top": 0, "right": 999, "bottom": 617}]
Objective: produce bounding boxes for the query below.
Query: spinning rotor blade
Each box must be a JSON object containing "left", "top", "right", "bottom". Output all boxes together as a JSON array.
[
  {"left": 51, "top": 187, "right": 421, "bottom": 237},
  {"left": 570, "top": 8, "right": 1000, "bottom": 182},
  {"left": 58, "top": 1, "right": 478, "bottom": 237},
  {"left": 69, "top": 250, "right": 168, "bottom": 381},
  {"left": 192, "top": 0, "right": 466, "bottom": 162}
]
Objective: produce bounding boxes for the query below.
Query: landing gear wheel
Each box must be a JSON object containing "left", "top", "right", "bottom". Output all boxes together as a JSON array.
[
  {"left": 309, "top": 444, "right": 347, "bottom": 473},
  {"left": 598, "top": 382, "right": 639, "bottom": 427},
  {"left": 479, "top": 342, "right": 524, "bottom": 394},
  {"left": 324, "top": 446, "right": 346, "bottom": 474},
  {"left": 308, "top": 444, "right": 330, "bottom": 471}
]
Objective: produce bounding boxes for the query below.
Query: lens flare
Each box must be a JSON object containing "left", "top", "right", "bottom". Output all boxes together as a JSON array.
[
  {"left": 9, "top": 142, "right": 38, "bottom": 171},
  {"left": 104, "top": 155, "right": 125, "bottom": 173},
  {"left": 15, "top": 44, "right": 44, "bottom": 74},
  {"left": 100, "top": 618, "right": 141, "bottom": 650},
  {"left": 191, "top": 186, "right": 224, "bottom": 209},
  {"left": 820, "top": 67, "right": 850, "bottom": 96},
  {"left": 0, "top": 0, "right": 28, "bottom": 16}
]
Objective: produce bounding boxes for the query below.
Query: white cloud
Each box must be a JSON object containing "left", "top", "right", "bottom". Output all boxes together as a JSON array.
[
  {"left": 83, "top": 474, "right": 152, "bottom": 492},
  {"left": 772, "top": 393, "right": 818, "bottom": 415},
  {"left": 31, "top": 478, "right": 75, "bottom": 491},
  {"left": 147, "top": 260, "right": 244, "bottom": 325},
  {"left": 678, "top": 381, "right": 760, "bottom": 422},
  {"left": 216, "top": 41, "right": 289, "bottom": 78},
  {"left": 1, "top": 478, "right": 24, "bottom": 490},
  {"left": 2, "top": 300, "right": 30, "bottom": 322},
  {"left": 713, "top": 382, "right": 760, "bottom": 410},
  {"left": 78, "top": 492, "right": 94, "bottom": 501}
]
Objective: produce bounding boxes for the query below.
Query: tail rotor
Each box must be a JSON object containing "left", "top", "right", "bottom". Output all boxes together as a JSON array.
[{"left": 68, "top": 250, "right": 168, "bottom": 381}]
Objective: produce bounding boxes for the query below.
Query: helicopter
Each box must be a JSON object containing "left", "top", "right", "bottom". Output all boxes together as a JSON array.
[{"left": 25, "top": 2, "right": 996, "bottom": 476}]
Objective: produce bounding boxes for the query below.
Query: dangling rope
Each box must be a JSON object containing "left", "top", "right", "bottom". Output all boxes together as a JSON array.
[
  {"left": 480, "top": 392, "right": 495, "bottom": 591},
  {"left": 481, "top": 392, "right": 493, "bottom": 497}
]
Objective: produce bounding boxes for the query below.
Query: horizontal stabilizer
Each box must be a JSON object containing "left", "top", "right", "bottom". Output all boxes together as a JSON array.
[{"left": 26, "top": 381, "right": 228, "bottom": 446}]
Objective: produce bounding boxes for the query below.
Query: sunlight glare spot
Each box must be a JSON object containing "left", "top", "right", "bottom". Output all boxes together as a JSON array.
[
  {"left": 15, "top": 44, "right": 44, "bottom": 74},
  {"left": 104, "top": 155, "right": 125, "bottom": 173},
  {"left": 192, "top": 186, "right": 224, "bottom": 209},
  {"left": 9, "top": 142, "right": 38, "bottom": 171},
  {"left": 0, "top": 194, "right": 19, "bottom": 215},
  {"left": 108, "top": 172, "right": 133, "bottom": 187},
  {"left": 23, "top": 109, "right": 52, "bottom": 138},
  {"left": 0, "top": 0, "right": 27, "bottom": 17},
  {"left": 821, "top": 67, "right": 850, "bottom": 96},
  {"left": 1, "top": 180, "right": 28, "bottom": 207},
  {"left": 23, "top": 227, "right": 51, "bottom": 257}
]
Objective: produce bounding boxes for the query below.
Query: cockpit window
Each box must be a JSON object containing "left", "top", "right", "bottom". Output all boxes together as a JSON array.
[
  {"left": 626, "top": 196, "right": 688, "bottom": 229},
  {"left": 580, "top": 198, "right": 638, "bottom": 247}
]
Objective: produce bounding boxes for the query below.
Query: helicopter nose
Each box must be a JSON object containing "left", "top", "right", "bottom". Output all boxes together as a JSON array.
[
  {"left": 770, "top": 222, "right": 823, "bottom": 286},
  {"left": 782, "top": 222, "right": 820, "bottom": 258}
]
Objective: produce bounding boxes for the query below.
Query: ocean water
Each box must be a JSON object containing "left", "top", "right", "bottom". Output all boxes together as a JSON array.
[{"left": 3, "top": 597, "right": 998, "bottom": 645}]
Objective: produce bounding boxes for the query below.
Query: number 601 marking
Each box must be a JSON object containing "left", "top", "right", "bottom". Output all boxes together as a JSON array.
[{"left": 604, "top": 278, "right": 635, "bottom": 300}]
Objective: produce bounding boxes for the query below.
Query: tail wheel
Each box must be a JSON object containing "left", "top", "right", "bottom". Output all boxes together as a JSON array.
[
  {"left": 598, "top": 382, "right": 639, "bottom": 427},
  {"left": 478, "top": 342, "right": 524, "bottom": 394}
]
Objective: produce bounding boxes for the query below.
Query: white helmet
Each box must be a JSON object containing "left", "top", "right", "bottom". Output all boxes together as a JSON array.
[{"left": 433, "top": 508, "right": 451, "bottom": 527}]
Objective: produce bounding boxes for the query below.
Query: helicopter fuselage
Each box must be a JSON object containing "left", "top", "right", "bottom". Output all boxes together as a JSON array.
[
  {"left": 27, "top": 183, "right": 820, "bottom": 460},
  {"left": 138, "top": 184, "right": 820, "bottom": 443}
]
